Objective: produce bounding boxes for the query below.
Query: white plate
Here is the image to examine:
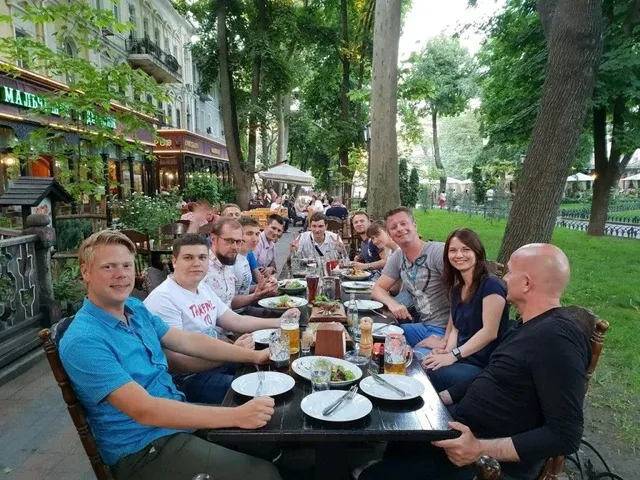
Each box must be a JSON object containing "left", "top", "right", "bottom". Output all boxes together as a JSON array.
[
  {"left": 342, "top": 281, "right": 375, "bottom": 290},
  {"left": 291, "top": 355, "right": 363, "bottom": 387},
  {"left": 258, "top": 296, "right": 308, "bottom": 310},
  {"left": 343, "top": 299, "right": 383, "bottom": 311},
  {"left": 343, "top": 271, "right": 372, "bottom": 280},
  {"left": 231, "top": 371, "right": 295, "bottom": 397},
  {"left": 278, "top": 279, "right": 307, "bottom": 291},
  {"left": 301, "top": 390, "right": 372, "bottom": 422},
  {"left": 253, "top": 328, "right": 277, "bottom": 344},
  {"left": 371, "top": 323, "right": 403, "bottom": 338},
  {"left": 359, "top": 374, "right": 425, "bottom": 401}
]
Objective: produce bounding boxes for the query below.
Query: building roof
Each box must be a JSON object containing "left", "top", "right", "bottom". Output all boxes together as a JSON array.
[{"left": 0, "top": 177, "right": 73, "bottom": 207}]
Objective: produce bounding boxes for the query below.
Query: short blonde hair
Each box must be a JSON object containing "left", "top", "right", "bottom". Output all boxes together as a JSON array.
[{"left": 78, "top": 230, "right": 136, "bottom": 267}]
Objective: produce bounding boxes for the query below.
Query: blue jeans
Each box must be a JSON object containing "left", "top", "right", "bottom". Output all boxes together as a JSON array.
[
  {"left": 401, "top": 323, "right": 446, "bottom": 357},
  {"left": 426, "top": 362, "right": 484, "bottom": 392},
  {"left": 174, "top": 363, "right": 237, "bottom": 405}
]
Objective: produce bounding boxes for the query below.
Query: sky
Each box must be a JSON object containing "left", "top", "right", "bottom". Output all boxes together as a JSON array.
[{"left": 399, "top": 0, "right": 506, "bottom": 60}]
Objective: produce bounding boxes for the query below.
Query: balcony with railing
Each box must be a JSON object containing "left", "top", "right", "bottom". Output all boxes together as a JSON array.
[{"left": 126, "top": 37, "right": 182, "bottom": 84}]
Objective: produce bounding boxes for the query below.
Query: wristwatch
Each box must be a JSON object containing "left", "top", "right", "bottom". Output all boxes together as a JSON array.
[{"left": 451, "top": 347, "right": 463, "bottom": 360}]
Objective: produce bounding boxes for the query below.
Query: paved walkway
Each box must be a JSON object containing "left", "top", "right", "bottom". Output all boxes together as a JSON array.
[{"left": 0, "top": 227, "right": 301, "bottom": 480}]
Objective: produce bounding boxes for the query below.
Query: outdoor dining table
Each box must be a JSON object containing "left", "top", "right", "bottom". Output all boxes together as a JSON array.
[{"left": 206, "top": 278, "right": 459, "bottom": 480}]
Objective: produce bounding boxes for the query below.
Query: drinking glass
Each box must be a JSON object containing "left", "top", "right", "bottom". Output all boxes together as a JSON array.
[
  {"left": 320, "top": 277, "right": 336, "bottom": 300},
  {"left": 310, "top": 359, "right": 331, "bottom": 392},
  {"left": 268, "top": 331, "right": 290, "bottom": 373},
  {"left": 301, "top": 329, "right": 314, "bottom": 355},
  {"left": 384, "top": 333, "right": 413, "bottom": 375},
  {"left": 306, "top": 274, "right": 320, "bottom": 303},
  {"left": 280, "top": 311, "right": 300, "bottom": 355}
]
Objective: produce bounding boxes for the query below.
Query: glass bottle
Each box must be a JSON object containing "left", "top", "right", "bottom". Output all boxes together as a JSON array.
[{"left": 348, "top": 292, "right": 360, "bottom": 347}]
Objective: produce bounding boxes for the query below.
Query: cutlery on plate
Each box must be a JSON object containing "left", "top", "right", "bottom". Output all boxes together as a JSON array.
[
  {"left": 255, "top": 370, "right": 265, "bottom": 397},
  {"left": 372, "top": 372, "right": 407, "bottom": 397},
  {"left": 322, "top": 385, "right": 358, "bottom": 416},
  {"left": 371, "top": 309, "right": 387, "bottom": 319}
]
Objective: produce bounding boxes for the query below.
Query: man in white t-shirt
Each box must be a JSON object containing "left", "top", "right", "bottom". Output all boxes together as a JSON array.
[
  {"left": 290, "top": 212, "right": 345, "bottom": 259},
  {"left": 204, "top": 218, "right": 278, "bottom": 313},
  {"left": 145, "top": 234, "right": 284, "bottom": 404}
]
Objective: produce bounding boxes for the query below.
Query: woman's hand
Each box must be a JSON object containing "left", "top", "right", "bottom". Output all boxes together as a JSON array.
[
  {"left": 422, "top": 352, "right": 457, "bottom": 371},
  {"left": 415, "top": 335, "right": 447, "bottom": 350}
]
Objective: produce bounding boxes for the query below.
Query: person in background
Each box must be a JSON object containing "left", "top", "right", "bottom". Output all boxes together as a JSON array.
[
  {"left": 270, "top": 197, "right": 290, "bottom": 232},
  {"left": 181, "top": 200, "right": 211, "bottom": 233},
  {"left": 422, "top": 228, "right": 509, "bottom": 391},
  {"left": 360, "top": 244, "right": 590, "bottom": 480},
  {"left": 294, "top": 196, "right": 309, "bottom": 228},
  {"left": 60, "top": 231, "right": 281, "bottom": 480},
  {"left": 325, "top": 197, "right": 349, "bottom": 220},
  {"left": 290, "top": 212, "right": 345, "bottom": 259},
  {"left": 236, "top": 216, "right": 279, "bottom": 314},
  {"left": 254, "top": 214, "right": 285, "bottom": 275},
  {"left": 203, "top": 219, "right": 278, "bottom": 313},
  {"left": 351, "top": 211, "right": 382, "bottom": 271},
  {"left": 145, "top": 234, "right": 283, "bottom": 405},
  {"left": 439, "top": 190, "right": 447, "bottom": 209},
  {"left": 221, "top": 203, "right": 242, "bottom": 219},
  {"left": 371, "top": 207, "right": 450, "bottom": 354},
  {"left": 262, "top": 189, "right": 272, "bottom": 206},
  {"left": 269, "top": 188, "right": 278, "bottom": 203},
  {"left": 311, "top": 195, "right": 324, "bottom": 213}
]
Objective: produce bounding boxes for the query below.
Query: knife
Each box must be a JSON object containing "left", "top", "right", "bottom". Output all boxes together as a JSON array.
[
  {"left": 372, "top": 373, "right": 407, "bottom": 397},
  {"left": 322, "top": 385, "right": 357, "bottom": 416}
]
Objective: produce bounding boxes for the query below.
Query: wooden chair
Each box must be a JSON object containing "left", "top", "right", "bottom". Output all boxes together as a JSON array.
[
  {"left": 40, "top": 320, "right": 214, "bottom": 480},
  {"left": 473, "top": 306, "right": 611, "bottom": 480},
  {"left": 326, "top": 216, "right": 344, "bottom": 235},
  {"left": 121, "top": 230, "right": 151, "bottom": 290},
  {"left": 39, "top": 319, "right": 112, "bottom": 480},
  {"left": 160, "top": 222, "right": 187, "bottom": 245}
]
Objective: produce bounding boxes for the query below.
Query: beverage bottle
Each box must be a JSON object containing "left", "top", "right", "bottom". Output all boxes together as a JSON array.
[
  {"left": 359, "top": 317, "right": 373, "bottom": 357},
  {"left": 348, "top": 293, "right": 360, "bottom": 346}
]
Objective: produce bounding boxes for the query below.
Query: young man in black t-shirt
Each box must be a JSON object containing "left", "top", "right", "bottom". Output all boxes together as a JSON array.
[{"left": 360, "top": 243, "right": 591, "bottom": 480}]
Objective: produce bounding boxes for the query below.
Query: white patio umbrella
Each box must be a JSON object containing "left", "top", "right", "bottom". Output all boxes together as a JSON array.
[
  {"left": 258, "top": 163, "right": 316, "bottom": 186},
  {"left": 566, "top": 173, "right": 595, "bottom": 182}
]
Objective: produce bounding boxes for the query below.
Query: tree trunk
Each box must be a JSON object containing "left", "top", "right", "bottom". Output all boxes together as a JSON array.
[
  {"left": 339, "top": 0, "right": 352, "bottom": 207},
  {"left": 431, "top": 109, "right": 446, "bottom": 193},
  {"left": 368, "top": 0, "right": 401, "bottom": 219},
  {"left": 497, "top": 0, "right": 602, "bottom": 263},
  {"left": 247, "top": 0, "right": 266, "bottom": 170},
  {"left": 217, "top": 0, "right": 252, "bottom": 209},
  {"left": 260, "top": 122, "right": 269, "bottom": 165},
  {"left": 276, "top": 92, "right": 291, "bottom": 164}
]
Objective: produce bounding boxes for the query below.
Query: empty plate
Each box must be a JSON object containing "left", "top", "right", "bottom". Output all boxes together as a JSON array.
[
  {"left": 301, "top": 390, "right": 372, "bottom": 422},
  {"left": 342, "top": 281, "right": 375, "bottom": 290},
  {"left": 371, "top": 323, "right": 403, "bottom": 338},
  {"left": 343, "top": 299, "right": 383, "bottom": 311},
  {"left": 231, "top": 371, "right": 295, "bottom": 397},
  {"left": 359, "top": 374, "right": 425, "bottom": 401},
  {"left": 253, "top": 328, "right": 277, "bottom": 344}
]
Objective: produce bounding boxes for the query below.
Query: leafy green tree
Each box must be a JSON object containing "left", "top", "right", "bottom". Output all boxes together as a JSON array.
[
  {"left": 0, "top": 2, "right": 166, "bottom": 201},
  {"left": 401, "top": 35, "right": 475, "bottom": 192},
  {"left": 399, "top": 156, "right": 409, "bottom": 206},
  {"left": 183, "top": 172, "right": 220, "bottom": 205},
  {"left": 408, "top": 167, "right": 420, "bottom": 208}
]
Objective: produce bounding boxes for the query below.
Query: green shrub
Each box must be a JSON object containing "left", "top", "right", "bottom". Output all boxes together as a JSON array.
[
  {"left": 183, "top": 173, "right": 220, "bottom": 204},
  {"left": 111, "top": 193, "right": 181, "bottom": 239},
  {"left": 56, "top": 219, "right": 93, "bottom": 251},
  {"left": 53, "top": 261, "right": 86, "bottom": 309},
  {"left": 218, "top": 182, "right": 237, "bottom": 204}
]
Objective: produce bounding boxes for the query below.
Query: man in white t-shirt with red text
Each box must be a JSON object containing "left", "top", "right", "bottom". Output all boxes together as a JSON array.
[{"left": 145, "top": 234, "right": 284, "bottom": 404}]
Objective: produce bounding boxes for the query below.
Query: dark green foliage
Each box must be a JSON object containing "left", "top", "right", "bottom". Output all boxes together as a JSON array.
[
  {"left": 219, "top": 183, "right": 238, "bottom": 204},
  {"left": 55, "top": 220, "right": 93, "bottom": 252},
  {"left": 183, "top": 173, "right": 220, "bottom": 204}
]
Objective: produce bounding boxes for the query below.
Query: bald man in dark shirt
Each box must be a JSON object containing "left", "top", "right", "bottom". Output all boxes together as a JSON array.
[{"left": 360, "top": 244, "right": 591, "bottom": 480}]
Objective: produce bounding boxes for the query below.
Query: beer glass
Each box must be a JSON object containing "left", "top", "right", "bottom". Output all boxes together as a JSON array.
[
  {"left": 384, "top": 333, "right": 413, "bottom": 375},
  {"left": 269, "top": 330, "right": 290, "bottom": 373},
  {"left": 306, "top": 274, "right": 319, "bottom": 303},
  {"left": 281, "top": 313, "right": 300, "bottom": 355}
]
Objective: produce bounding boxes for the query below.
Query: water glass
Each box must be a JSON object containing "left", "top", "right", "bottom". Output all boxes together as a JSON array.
[
  {"left": 268, "top": 331, "right": 290, "bottom": 373},
  {"left": 301, "top": 329, "right": 314, "bottom": 355},
  {"left": 310, "top": 359, "right": 331, "bottom": 392}
]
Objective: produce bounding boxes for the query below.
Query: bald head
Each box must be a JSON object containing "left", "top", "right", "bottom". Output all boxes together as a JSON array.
[{"left": 505, "top": 243, "right": 570, "bottom": 307}]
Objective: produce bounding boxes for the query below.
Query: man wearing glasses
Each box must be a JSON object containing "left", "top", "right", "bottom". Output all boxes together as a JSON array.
[
  {"left": 371, "top": 207, "right": 450, "bottom": 354},
  {"left": 203, "top": 218, "right": 278, "bottom": 310},
  {"left": 144, "top": 233, "right": 283, "bottom": 404}
]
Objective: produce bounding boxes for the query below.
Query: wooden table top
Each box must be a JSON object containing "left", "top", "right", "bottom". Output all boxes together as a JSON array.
[{"left": 206, "top": 285, "right": 458, "bottom": 445}]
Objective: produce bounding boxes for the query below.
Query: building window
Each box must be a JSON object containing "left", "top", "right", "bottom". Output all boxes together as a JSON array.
[
  {"left": 176, "top": 108, "right": 181, "bottom": 128},
  {"left": 187, "top": 110, "right": 191, "bottom": 130},
  {"left": 128, "top": 4, "right": 136, "bottom": 27},
  {"left": 143, "top": 18, "right": 149, "bottom": 38},
  {"left": 195, "top": 107, "right": 199, "bottom": 132},
  {"left": 112, "top": 0, "right": 120, "bottom": 21},
  {"left": 154, "top": 27, "right": 160, "bottom": 47},
  {"left": 164, "top": 37, "right": 170, "bottom": 53},
  {"left": 96, "top": 0, "right": 103, "bottom": 10},
  {"left": 167, "top": 104, "right": 173, "bottom": 127},
  {"left": 63, "top": 39, "right": 77, "bottom": 83},
  {"left": 14, "top": 29, "right": 30, "bottom": 69}
]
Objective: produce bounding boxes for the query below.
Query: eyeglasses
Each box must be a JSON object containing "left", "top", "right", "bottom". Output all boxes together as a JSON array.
[{"left": 219, "top": 238, "right": 243, "bottom": 246}]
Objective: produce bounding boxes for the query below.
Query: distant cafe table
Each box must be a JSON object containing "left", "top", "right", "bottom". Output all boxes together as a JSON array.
[{"left": 206, "top": 290, "right": 458, "bottom": 480}]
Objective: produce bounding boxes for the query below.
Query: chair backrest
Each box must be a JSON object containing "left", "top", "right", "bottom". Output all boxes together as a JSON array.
[
  {"left": 120, "top": 230, "right": 151, "bottom": 288},
  {"left": 486, "top": 260, "right": 505, "bottom": 279},
  {"left": 178, "top": 219, "right": 191, "bottom": 228},
  {"left": 326, "top": 216, "right": 343, "bottom": 235},
  {"left": 39, "top": 319, "right": 113, "bottom": 480}
]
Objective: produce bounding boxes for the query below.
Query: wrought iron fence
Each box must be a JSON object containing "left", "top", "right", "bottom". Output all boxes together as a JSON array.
[
  {"left": 555, "top": 219, "right": 640, "bottom": 239},
  {"left": 559, "top": 200, "right": 640, "bottom": 223},
  {"left": 126, "top": 37, "right": 182, "bottom": 77}
]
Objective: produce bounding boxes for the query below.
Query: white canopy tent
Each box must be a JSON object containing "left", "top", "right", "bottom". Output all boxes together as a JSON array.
[
  {"left": 566, "top": 173, "right": 595, "bottom": 182},
  {"left": 620, "top": 173, "right": 640, "bottom": 190},
  {"left": 258, "top": 163, "right": 316, "bottom": 186}
]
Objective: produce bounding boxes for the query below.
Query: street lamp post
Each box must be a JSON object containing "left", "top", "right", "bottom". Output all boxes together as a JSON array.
[{"left": 101, "top": 151, "right": 112, "bottom": 226}]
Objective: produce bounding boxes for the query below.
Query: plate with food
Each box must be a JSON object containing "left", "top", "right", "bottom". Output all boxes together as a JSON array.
[
  {"left": 313, "top": 297, "right": 343, "bottom": 315},
  {"left": 343, "top": 299, "right": 384, "bottom": 311},
  {"left": 258, "top": 295, "right": 308, "bottom": 310},
  {"left": 252, "top": 328, "right": 278, "bottom": 344},
  {"left": 301, "top": 389, "right": 372, "bottom": 422},
  {"left": 342, "top": 268, "right": 372, "bottom": 280},
  {"left": 291, "top": 356, "right": 363, "bottom": 386},
  {"left": 231, "top": 371, "right": 295, "bottom": 398},
  {"left": 341, "top": 281, "right": 375, "bottom": 290},
  {"left": 278, "top": 279, "right": 307, "bottom": 293}
]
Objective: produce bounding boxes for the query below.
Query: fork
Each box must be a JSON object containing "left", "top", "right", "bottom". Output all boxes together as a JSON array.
[
  {"left": 255, "top": 370, "right": 265, "bottom": 397},
  {"left": 371, "top": 309, "right": 388, "bottom": 319},
  {"left": 323, "top": 385, "right": 358, "bottom": 416}
]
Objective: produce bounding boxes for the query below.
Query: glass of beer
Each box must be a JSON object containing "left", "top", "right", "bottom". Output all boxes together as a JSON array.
[
  {"left": 269, "top": 330, "right": 290, "bottom": 373},
  {"left": 281, "top": 313, "right": 300, "bottom": 355},
  {"left": 384, "top": 333, "right": 413, "bottom": 375},
  {"left": 306, "top": 274, "right": 319, "bottom": 303}
]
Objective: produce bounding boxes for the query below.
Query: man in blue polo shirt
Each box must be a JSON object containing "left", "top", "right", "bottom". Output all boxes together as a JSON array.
[{"left": 59, "top": 230, "right": 282, "bottom": 480}]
